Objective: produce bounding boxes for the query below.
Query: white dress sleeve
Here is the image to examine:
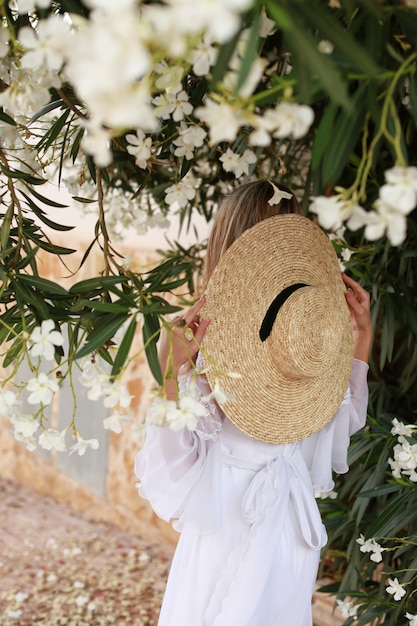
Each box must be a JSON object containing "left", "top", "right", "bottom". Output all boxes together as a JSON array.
[
  {"left": 300, "top": 358, "right": 369, "bottom": 493},
  {"left": 134, "top": 369, "right": 223, "bottom": 534}
]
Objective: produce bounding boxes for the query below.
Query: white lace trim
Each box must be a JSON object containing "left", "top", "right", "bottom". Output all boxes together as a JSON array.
[{"left": 178, "top": 363, "right": 223, "bottom": 442}]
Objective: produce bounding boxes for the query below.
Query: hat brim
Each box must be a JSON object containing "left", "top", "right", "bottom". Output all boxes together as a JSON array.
[{"left": 200, "top": 214, "right": 353, "bottom": 444}]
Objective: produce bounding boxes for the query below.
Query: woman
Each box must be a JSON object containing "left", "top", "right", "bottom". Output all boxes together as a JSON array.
[{"left": 135, "top": 180, "right": 372, "bottom": 625}]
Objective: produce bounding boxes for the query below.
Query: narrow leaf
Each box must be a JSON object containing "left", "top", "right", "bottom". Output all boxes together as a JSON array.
[
  {"left": 111, "top": 317, "right": 137, "bottom": 378},
  {"left": 75, "top": 315, "right": 128, "bottom": 360}
]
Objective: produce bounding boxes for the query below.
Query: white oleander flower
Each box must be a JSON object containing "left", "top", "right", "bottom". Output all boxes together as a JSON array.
[
  {"left": 70, "top": 435, "right": 99, "bottom": 456},
  {"left": 39, "top": 428, "right": 67, "bottom": 452},
  {"left": 389, "top": 435, "right": 417, "bottom": 481},
  {"left": 195, "top": 99, "right": 246, "bottom": 144},
  {"left": 0, "top": 388, "right": 19, "bottom": 416},
  {"left": 191, "top": 36, "right": 218, "bottom": 76},
  {"left": 315, "top": 489, "right": 338, "bottom": 499},
  {"left": 126, "top": 130, "right": 152, "bottom": 169},
  {"left": 381, "top": 165, "right": 417, "bottom": 213},
  {"left": 268, "top": 183, "right": 293, "bottom": 206},
  {"left": 209, "top": 381, "right": 235, "bottom": 405},
  {"left": 386, "top": 577, "right": 406, "bottom": 601},
  {"left": 29, "top": 319, "right": 64, "bottom": 361},
  {"left": 152, "top": 90, "right": 192, "bottom": 122},
  {"left": 259, "top": 7, "right": 276, "bottom": 38},
  {"left": 270, "top": 102, "right": 314, "bottom": 140},
  {"left": 357, "top": 535, "right": 386, "bottom": 563},
  {"left": 173, "top": 123, "right": 207, "bottom": 160},
  {"left": 368, "top": 199, "right": 408, "bottom": 246},
  {"left": 154, "top": 63, "right": 184, "bottom": 94},
  {"left": 391, "top": 417, "right": 415, "bottom": 437},
  {"left": 165, "top": 178, "right": 196, "bottom": 208},
  {"left": 369, "top": 541, "right": 386, "bottom": 563},
  {"left": 357, "top": 534, "right": 374, "bottom": 553},
  {"left": 81, "top": 122, "right": 112, "bottom": 167},
  {"left": 309, "top": 195, "right": 364, "bottom": 232},
  {"left": 102, "top": 380, "right": 132, "bottom": 409},
  {"left": 16, "top": 0, "right": 51, "bottom": 12},
  {"left": 19, "top": 16, "right": 71, "bottom": 71},
  {"left": 220, "top": 148, "right": 257, "bottom": 178},
  {"left": 166, "top": 385, "right": 206, "bottom": 431},
  {"left": 84, "top": 0, "right": 135, "bottom": 9},
  {"left": 103, "top": 411, "right": 128, "bottom": 434},
  {"left": 10, "top": 412, "right": 39, "bottom": 438},
  {"left": 406, "top": 613, "right": 417, "bottom": 626},
  {"left": 79, "top": 358, "right": 108, "bottom": 401},
  {"left": 27, "top": 373, "right": 59, "bottom": 405},
  {"left": 336, "top": 598, "right": 359, "bottom": 618},
  {"left": 147, "top": 396, "right": 177, "bottom": 426},
  {"left": 167, "top": 0, "right": 253, "bottom": 44}
]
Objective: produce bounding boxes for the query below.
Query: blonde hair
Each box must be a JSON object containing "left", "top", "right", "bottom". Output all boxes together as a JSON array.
[{"left": 203, "top": 180, "right": 301, "bottom": 286}]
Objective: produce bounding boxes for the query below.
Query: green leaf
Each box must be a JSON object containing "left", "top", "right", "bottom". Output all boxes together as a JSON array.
[
  {"left": 142, "top": 313, "right": 162, "bottom": 385},
  {"left": 12, "top": 278, "right": 51, "bottom": 319},
  {"left": 36, "top": 108, "right": 71, "bottom": 152},
  {"left": 263, "top": 1, "right": 292, "bottom": 29},
  {"left": 357, "top": 483, "right": 402, "bottom": 498},
  {"left": 367, "top": 492, "right": 414, "bottom": 537},
  {"left": 318, "top": 85, "right": 367, "bottom": 187},
  {"left": 16, "top": 274, "right": 69, "bottom": 296},
  {"left": 0, "top": 165, "right": 45, "bottom": 186},
  {"left": 75, "top": 314, "right": 128, "bottom": 360},
  {"left": 30, "top": 99, "right": 65, "bottom": 122},
  {"left": 296, "top": 2, "right": 379, "bottom": 77},
  {"left": 28, "top": 185, "right": 68, "bottom": 209},
  {"left": 76, "top": 299, "right": 131, "bottom": 314},
  {"left": 311, "top": 101, "right": 338, "bottom": 170},
  {"left": 23, "top": 231, "right": 75, "bottom": 255},
  {"left": 0, "top": 110, "right": 16, "bottom": 126},
  {"left": 19, "top": 192, "right": 74, "bottom": 232},
  {"left": 209, "top": 30, "right": 241, "bottom": 90},
  {"left": 70, "top": 276, "right": 129, "bottom": 295},
  {"left": 71, "top": 196, "right": 97, "bottom": 204},
  {"left": 234, "top": 9, "right": 262, "bottom": 95},
  {"left": 111, "top": 317, "right": 137, "bottom": 378}
]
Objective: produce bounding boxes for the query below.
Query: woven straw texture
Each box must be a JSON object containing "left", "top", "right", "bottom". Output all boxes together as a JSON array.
[{"left": 200, "top": 214, "right": 353, "bottom": 444}]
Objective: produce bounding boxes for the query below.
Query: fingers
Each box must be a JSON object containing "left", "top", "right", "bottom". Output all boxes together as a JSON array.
[
  {"left": 182, "top": 294, "right": 207, "bottom": 326},
  {"left": 342, "top": 273, "right": 370, "bottom": 310},
  {"left": 170, "top": 294, "right": 210, "bottom": 344}
]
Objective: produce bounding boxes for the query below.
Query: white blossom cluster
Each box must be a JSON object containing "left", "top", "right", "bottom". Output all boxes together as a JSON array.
[
  {"left": 146, "top": 376, "right": 231, "bottom": 432},
  {"left": 388, "top": 417, "right": 417, "bottom": 481},
  {"left": 310, "top": 165, "right": 417, "bottom": 246},
  {"left": 346, "top": 418, "right": 417, "bottom": 622},
  {"left": 356, "top": 533, "right": 386, "bottom": 563},
  {"left": 0, "top": 319, "right": 134, "bottom": 453},
  {"left": 338, "top": 536, "right": 415, "bottom": 621},
  {"left": 337, "top": 577, "right": 417, "bottom": 621},
  {"left": 0, "top": 1, "right": 315, "bottom": 218}
]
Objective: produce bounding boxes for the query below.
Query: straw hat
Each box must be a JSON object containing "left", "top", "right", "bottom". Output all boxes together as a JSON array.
[{"left": 200, "top": 213, "right": 353, "bottom": 444}]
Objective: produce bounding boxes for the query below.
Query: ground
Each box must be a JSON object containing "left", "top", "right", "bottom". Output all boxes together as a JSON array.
[
  {"left": 0, "top": 477, "right": 172, "bottom": 626},
  {"left": 0, "top": 477, "right": 342, "bottom": 626}
]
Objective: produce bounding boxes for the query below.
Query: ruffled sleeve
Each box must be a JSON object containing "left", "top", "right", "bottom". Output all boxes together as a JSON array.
[
  {"left": 134, "top": 370, "right": 223, "bottom": 534},
  {"left": 300, "top": 358, "right": 369, "bottom": 493}
]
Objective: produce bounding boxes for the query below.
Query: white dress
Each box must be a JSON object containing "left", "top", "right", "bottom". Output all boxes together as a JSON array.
[{"left": 134, "top": 358, "right": 369, "bottom": 626}]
